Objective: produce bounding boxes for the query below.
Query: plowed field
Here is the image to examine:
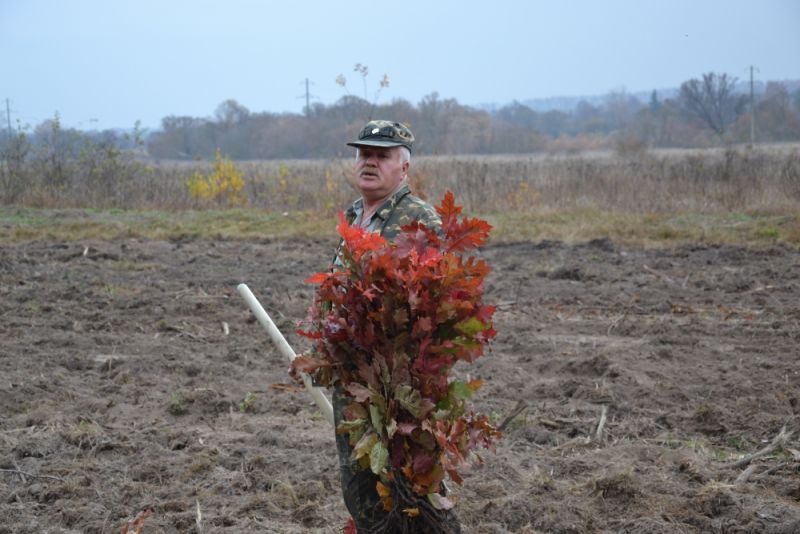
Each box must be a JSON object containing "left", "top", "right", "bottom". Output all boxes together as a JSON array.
[{"left": 1, "top": 231, "right": 799, "bottom": 533}]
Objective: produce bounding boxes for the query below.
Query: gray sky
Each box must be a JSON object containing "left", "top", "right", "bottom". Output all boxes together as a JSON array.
[{"left": 2, "top": 0, "right": 799, "bottom": 130}]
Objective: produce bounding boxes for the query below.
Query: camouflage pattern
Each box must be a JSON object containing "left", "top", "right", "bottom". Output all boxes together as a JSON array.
[
  {"left": 333, "top": 183, "right": 445, "bottom": 531},
  {"left": 346, "top": 120, "right": 415, "bottom": 152},
  {"left": 345, "top": 183, "right": 440, "bottom": 238},
  {"left": 332, "top": 184, "right": 441, "bottom": 266}
]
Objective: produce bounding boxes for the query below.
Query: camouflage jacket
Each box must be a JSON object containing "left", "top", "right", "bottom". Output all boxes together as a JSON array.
[
  {"left": 333, "top": 184, "right": 441, "bottom": 265},
  {"left": 344, "top": 183, "right": 441, "bottom": 239}
]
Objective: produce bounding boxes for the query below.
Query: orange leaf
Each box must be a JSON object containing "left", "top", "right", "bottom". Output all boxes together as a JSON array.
[
  {"left": 436, "top": 190, "right": 463, "bottom": 231},
  {"left": 376, "top": 480, "right": 391, "bottom": 498},
  {"left": 376, "top": 481, "right": 394, "bottom": 511},
  {"left": 444, "top": 218, "right": 492, "bottom": 252},
  {"left": 304, "top": 272, "right": 329, "bottom": 284},
  {"left": 467, "top": 379, "right": 484, "bottom": 392},
  {"left": 336, "top": 211, "right": 387, "bottom": 261}
]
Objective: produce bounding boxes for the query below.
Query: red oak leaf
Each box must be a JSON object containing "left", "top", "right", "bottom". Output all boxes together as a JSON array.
[{"left": 305, "top": 272, "right": 329, "bottom": 284}]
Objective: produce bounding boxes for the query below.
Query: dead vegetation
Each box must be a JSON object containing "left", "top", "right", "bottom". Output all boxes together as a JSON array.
[{"left": 2, "top": 144, "right": 799, "bottom": 215}]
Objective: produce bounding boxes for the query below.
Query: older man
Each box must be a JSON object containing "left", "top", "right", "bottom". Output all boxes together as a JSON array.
[
  {"left": 341, "top": 120, "right": 439, "bottom": 237},
  {"left": 333, "top": 121, "right": 459, "bottom": 532}
]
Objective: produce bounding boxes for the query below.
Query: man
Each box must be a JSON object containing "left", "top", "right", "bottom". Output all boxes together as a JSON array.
[
  {"left": 333, "top": 120, "right": 458, "bottom": 532},
  {"left": 341, "top": 120, "right": 439, "bottom": 239}
]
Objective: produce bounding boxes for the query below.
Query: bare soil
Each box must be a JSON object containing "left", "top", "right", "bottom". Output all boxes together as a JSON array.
[{"left": 1, "top": 231, "right": 799, "bottom": 533}]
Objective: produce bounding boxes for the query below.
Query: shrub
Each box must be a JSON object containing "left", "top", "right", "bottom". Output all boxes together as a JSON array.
[{"left": 185, "top": 149, "right": 245, "bottom": 205}]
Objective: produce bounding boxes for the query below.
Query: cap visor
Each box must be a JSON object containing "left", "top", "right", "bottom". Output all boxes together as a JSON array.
[{"left": 347, "top": 140, "right": 407, "bottom": 149}]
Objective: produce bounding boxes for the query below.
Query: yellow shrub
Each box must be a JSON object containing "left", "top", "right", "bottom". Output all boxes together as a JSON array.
[
  {"left": 186, "top": 149, "right": 245, "bottom": 205},
  {"left": 507, "top": 181, "right": 541, "bottom": 212}
]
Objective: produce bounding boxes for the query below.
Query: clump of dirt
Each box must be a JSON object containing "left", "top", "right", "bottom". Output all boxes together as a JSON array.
[{"left": 1, "top": 231, "right": 799, "bottom": 532}]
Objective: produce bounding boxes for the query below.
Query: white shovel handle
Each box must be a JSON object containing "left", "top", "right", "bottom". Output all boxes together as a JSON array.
[{"left": 237, "top": 283, "right": 334, "bottom": 425}]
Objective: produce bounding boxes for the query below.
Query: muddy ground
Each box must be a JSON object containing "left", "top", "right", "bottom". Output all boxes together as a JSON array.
[{"left": 1, "top": 230, "right": 799, "bottom": 533}]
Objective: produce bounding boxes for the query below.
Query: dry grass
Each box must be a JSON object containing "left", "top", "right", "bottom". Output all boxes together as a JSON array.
[{"left": 2, "top": 145, "right": 799, "bottom": 246}]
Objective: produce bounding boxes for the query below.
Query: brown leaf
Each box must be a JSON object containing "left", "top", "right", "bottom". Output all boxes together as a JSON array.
[
  {"left": 346, "top": 383, "right": 374, "bottom": 403},
  {"left": 269, "top": 383, "right": 303, "bottom": 393},
  {"left": 290, "top": 355, "right": 326, "bottom": 374}
]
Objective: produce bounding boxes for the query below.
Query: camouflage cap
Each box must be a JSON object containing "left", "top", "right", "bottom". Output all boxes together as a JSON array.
[{"left": 347, "top": 120, "right": 415, "bottom": 152}]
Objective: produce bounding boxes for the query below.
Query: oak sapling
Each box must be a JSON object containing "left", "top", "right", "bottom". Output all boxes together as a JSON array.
[{"left": 293, "top": 191, "right": 501, "bottom": 527}]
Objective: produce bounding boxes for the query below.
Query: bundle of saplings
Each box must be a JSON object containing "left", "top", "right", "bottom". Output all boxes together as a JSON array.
[{"left": 294, "top": 192, "right": 500, "bottom": 532}]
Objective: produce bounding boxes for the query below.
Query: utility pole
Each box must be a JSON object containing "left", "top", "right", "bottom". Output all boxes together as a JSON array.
[
  {"left": 749, "top": 65, "right": 756, "bottom": 146},
  {"left": 298, "top": 78, "right": 316, "bottom": 117},
  {"left": 5, "top": 98, "right": 11, "bottom": 136},
  {"left": 305, "top": 78, "right": 311, "bottom": 117}
]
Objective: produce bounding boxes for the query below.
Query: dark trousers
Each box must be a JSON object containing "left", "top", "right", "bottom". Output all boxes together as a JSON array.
[{"left": 333, "top": 387, "right": 387, "bottom": 530}]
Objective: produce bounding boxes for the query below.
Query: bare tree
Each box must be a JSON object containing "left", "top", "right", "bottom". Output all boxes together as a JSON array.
[
  {"left": 679, "top": 72, "right": 747, "bottom": 137},
  {"left": 214, "top": 99, "right": 250, "bottom": 129}
]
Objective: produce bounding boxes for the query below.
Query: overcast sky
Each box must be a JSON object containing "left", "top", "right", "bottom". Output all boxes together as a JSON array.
[{"left": 2, "top": 0, "right": 799, "bottom": 130}]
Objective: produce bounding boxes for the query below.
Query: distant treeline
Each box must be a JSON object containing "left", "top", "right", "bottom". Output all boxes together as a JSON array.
[
  {"left": 147, "top": 74, "right": 800, "bottom": 159},
  {"left": 3, "top": 74, "right": 800, "bottom": 161}
]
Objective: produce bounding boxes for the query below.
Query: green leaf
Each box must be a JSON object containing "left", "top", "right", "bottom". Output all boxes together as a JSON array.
[
  {"left": 336, "top": 418, "right": 367, "bottom": 435},
  {"left": 369, "top": 441, "right": 389, "bottom": 475},
  {"left": 353, "top": 431, "right": 379, "bottom": 461},
  {"left": 369, "top": 403, "right": 384, "bottom": 436},
  {"left": 338, "top": 418, "right": 368, "bottom": 446},
  {"left": 453, "top": 337, "right": 481, "bottom": 351},
  {"left": 449, "top": 379, "right": 480, "bottom": 401},
  {"left": 395, "top": 385, "right": 424, "bottom": 418},
  {"left": 432, "top": 408, "right": 451, "bottom": 421},
  {"left": 454, "top": 316, "right": 487, "bottom": 336}
]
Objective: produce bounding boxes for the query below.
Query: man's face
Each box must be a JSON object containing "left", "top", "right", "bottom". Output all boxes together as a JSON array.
[{"left": 354, "top": 146, "right": 408, "bottom": 202}]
